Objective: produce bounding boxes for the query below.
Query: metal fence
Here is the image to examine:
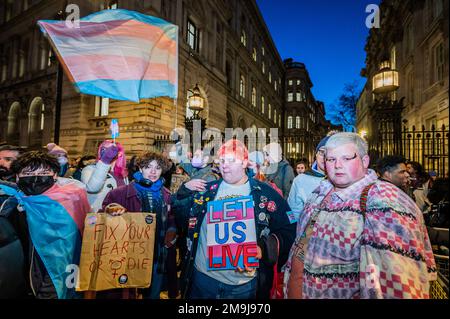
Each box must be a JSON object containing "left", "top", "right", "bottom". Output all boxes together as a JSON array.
[{"left": 369, "top": 124, "right": 449, "bottom": 177}]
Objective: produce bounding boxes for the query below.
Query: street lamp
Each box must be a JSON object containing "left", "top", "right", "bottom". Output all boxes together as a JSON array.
[
  {"left": 185, "top": 84, "right": 206, "bottom": 150},
  {"left": 372, "top": 60, "right": 399, "bottom": 94},
  {"left": 187, "top": 84, "right": 204, "bottom": 116},
  {"left": 369, "top": 59, "right": 404, "bottom": 160}
]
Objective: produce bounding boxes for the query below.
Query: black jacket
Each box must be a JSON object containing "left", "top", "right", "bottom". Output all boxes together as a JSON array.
[
  {"left": 177, "top": 178, "right": 296, "bottom": 299},
  {"left": 0, "top": 182, "right": 57, "bottom": 299}
]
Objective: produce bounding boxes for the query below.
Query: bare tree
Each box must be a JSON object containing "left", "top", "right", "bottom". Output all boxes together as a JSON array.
[{"left": 327, "top": 81, "right": 360, "bottom": 132}]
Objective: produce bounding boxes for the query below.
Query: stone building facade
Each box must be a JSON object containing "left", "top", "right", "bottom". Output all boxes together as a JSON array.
[
  {"left": 0, "top": 0, "right": 328, "bottom": 160},
  {"left": 282, "top": 58, "right": 332, "bottom": 165},
  {"left": 357, "top": 0, "right": 449, "bottom": 140}
]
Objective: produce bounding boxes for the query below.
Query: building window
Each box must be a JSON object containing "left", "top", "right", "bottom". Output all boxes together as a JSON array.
[
  {"left": 405, "top": 22, "right": 413, "bottom": 55},
  {"left": 390, "top": 45, "right": 396, "bottom": 69},
  {"left": 261, "top": 96, "right": 265, "bottom": 113},
  {"left": 5, "top": 0, "right": 14, "bottom": 22},
  {"left": 251, "top": 87, "right": 256, "bottom": 107},
  {"left": 296, "top": 79, "right": 300, "bottom": 85},
  {"left": 268, "top": 72, "right": 272, "bottom": 84},
  {"left": 279, "top": 114, "right": 281, "bottom": 127},
  {"left": 434, "top": 0, "right": 443, "bottom": 17},
  {"left": 239, "top": 75, "right": 246, "bottom": 98},
  {"left": 296, "top": 92, "right": 301, "bottom": 102},
  {"left": 287, "top": 92, "right": 293, "bottom": 102},
  {"left": 268, "top": 104, "right": 271, "bottom": 119},
  {"left": 407, "top": 71, "right": 414, "bottom": 104},
  {"left": 1, "top": 59, "right": 6, "bottom": 82},
  {"left": 95, "top": 96, "right": 109, "bottom": 117},
  {"left": 434, "top": 42, "right": 444, "bottom": 82},
  {"left": 240, "top": 29, "right": 247, "bottom": 46},
  {"left": 187, "top": 19, "right": 199, "bottom": 52},
  {"left": 274, "top": 80, "right": 277, "bottom": 91},
  {"left": 288, "top": 79, "right": 293, "bottom": 86},
  {"left": 262, "top": 61, "right": 265, "bottom": 74},
  {"left": 108, "top": 1, "right": 118, "bottom": 9},
  {"left": 287, "top": 116, "right": 293, "bottom": 129},
  {"left": 274, "top": 109, "right": 277, "bottom": 123},
  {"left": 261, "top": 46, "right": 265, "bottom": 56},
  {"left": 40, "top": 104, "right": 45, "bottom": 130},
  {"left": 296, "top": 116, "right": 300, "bottom": 128},
  {"left": 252, "top": 48, "right": 257, "bottom": 62}
]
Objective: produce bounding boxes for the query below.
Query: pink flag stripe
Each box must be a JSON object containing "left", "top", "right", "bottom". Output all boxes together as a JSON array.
[
  {"left": 39, "top": 20, "right": 177, "bottom": 52},
  {"left": 45, "top": 184, "right": 90, "bottom": 234},
  {"left": 54, "top": 37, "right": 177, "bottom": 65},
  {"left": 65, "top": 55, "right": 177, "bottom": 83}
]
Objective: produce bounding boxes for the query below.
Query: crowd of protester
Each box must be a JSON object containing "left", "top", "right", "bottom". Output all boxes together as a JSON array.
[{"left": 0, "top": 131, "right": 447, "bottom": 299}]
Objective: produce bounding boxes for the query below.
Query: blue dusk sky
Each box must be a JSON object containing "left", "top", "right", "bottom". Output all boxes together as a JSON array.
[{"left": 256, "top": 0, "right": 381, "bottom": 121}]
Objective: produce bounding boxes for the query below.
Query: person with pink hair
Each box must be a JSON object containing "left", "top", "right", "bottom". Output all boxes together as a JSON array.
[{"left": 80, "top": 140, "right": 129, "bottom": 212}]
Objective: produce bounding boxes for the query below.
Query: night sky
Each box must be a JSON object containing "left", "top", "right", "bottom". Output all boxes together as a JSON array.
[{"left": 256, "top": 0, "right": 381, "bottom": 121}]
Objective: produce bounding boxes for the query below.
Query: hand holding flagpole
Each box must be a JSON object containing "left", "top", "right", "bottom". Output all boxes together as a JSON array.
[{"left": 110, "top": 119, "right": 119, "bottom": 145}]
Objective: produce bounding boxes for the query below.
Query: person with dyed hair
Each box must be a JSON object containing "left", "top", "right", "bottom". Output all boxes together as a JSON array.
[
  {"left": 284, "top": 132, "right": 436, "bottom": 299},
  {"left": 177, "top": 139, "right": 296, "bottom": 299},
  {"left": 81, "top": 140, "right": 129, "bottom": 212}
]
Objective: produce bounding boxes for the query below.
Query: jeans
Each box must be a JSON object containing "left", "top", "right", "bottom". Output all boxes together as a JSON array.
[{"left": 189, "top": 268, "right": 256, "bottom": 299}]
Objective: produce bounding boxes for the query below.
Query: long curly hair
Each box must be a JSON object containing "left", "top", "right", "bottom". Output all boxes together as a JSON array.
[{"left": 97, "top": 140, "right": 127, "bottom": 179}]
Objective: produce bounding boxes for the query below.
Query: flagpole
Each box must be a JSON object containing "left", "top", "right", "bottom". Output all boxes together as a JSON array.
[{"left": 53, "top": 9, "right": 65, "bottom": 145}]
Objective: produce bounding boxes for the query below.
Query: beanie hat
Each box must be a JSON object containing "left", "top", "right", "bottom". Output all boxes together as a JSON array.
[
  {"left": 47, "top": 143, "right": 68, "bottom": 156},
  {"left": 315, "top": 136, "right": 331, "bottom": 153}
]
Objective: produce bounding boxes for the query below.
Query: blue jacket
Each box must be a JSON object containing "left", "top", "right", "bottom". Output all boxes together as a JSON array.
[{"left": 176, "top": 178, "right": 296, "bottom": 299}]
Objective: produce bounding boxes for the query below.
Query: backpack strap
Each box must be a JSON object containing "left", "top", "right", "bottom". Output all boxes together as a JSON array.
[{"left": 360, "top": 183, "right": 375, "bottom": 221}]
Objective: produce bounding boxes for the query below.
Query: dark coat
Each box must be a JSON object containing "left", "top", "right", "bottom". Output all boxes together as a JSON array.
[
  {"left": 0, "top": 181, "right": 57, "bottom": 298},
  {"left": 101, "top": 182, "right": 175, "bottom": 230},
  {"left": 177, "top": 178, "right": 296, "bottom": 299}
]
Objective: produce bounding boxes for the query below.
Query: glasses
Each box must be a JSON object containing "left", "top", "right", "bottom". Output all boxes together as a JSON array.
[
  {"left": 317, "top": 149, "right": 325, "bottom": 157},
  {"left": 325, "top": 153, "right": 358, "bottom": 164}
]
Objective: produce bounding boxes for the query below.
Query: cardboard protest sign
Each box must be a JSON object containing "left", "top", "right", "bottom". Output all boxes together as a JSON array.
[
  {"left": 76, "top": 212, "right": 156, "bottom": 291},
  {"left": 206, "top": 196, "right": 259, "bottom": 270}
]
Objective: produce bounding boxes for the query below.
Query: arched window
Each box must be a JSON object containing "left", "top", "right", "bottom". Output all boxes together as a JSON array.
[
  {"left": 251, "top": 87, "right": 256, "bottom": 107},
  {"left": 288, "top": 116, "right": 293, "bottom": 129},
  {"left": 239, "top": 75, "right": 246, "bottom": 98},
  {"left": 261, "top": 96, "right": 265, "bottom": 113},
  {"left": 240, "top": 29, "right": 247, "bottom": 46},
  {"left": 7, "top": 102, "right": 20, "bottom": 144}
]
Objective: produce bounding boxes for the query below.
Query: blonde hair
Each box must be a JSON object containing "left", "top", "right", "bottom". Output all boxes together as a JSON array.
[{"left": 324, "top": 132, "right": 368, "bottom": 158}]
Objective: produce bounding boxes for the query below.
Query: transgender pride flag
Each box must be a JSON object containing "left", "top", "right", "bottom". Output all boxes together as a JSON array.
[
  {"left": 37, "top": 9, "right": 178, "bottom": 102},
  {"left": 0, "top": 183, "right": 90, "bottom": 299}
]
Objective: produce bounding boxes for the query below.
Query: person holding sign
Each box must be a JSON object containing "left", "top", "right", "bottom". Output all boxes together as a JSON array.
[
  {"left": 102, "top": 152, "right": 177, "bottom": 299},
  {"left": 177, "top": 139, "right": 296, "bottom": 299}
]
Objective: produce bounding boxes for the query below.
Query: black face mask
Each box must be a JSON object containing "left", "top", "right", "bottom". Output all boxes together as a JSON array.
[{"left": 17, "top": 175, "right": 56, "bottom": 196}]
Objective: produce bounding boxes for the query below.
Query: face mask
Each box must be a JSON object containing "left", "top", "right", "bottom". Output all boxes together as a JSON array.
[
  {"left": 57, "top": 157, "right": 68, "bottom": 166},
  {"left": 191, "top": 156, "right": 204, "bottom": 168},
  {"left": 17, "top": 175, "right": 56, "bottom": 196}
]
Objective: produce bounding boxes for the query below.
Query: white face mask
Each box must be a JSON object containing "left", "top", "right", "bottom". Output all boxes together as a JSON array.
[{"left": 57, "top": 157, "right": 68, "bottom": 166}]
